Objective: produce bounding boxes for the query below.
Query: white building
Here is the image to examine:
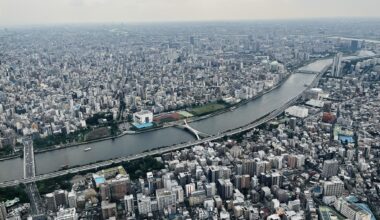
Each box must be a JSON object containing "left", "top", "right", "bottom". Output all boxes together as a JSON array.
[
  {"left": 323, "top": 177, "right": 344, "bottom": 196},
  {"left": 156, "top": 189, "right": 176, "bottom": 211},
  {"left": 137, "top": 194, "right": 152, "bottom": 215},
  {"left": 133, "top": 110, "right": 153, "bottom": 124}
]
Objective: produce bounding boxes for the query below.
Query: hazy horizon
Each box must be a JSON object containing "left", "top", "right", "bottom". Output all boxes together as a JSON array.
[{"left": 1, "top": 0, "right": 379, "bottom": 27}]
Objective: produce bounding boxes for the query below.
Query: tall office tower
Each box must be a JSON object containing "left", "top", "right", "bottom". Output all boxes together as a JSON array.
[
  {"left": 68, "top": 191, "right": 77, "bottom": 208},
  {"left": 241, "top": 175, "right": 251, "bottom": 190},
  {"left": 204, "top": 183, "right": 216, "bottom": 197},
  {"left": 208, "top": 166, "right": 220, "bottom": 183},
  {"left": 351, "top": 40, "right": 359, "bottom": 51},
  {"left": 255, "top": 161, "right": 267, "bottom": 175},
  {"left": 322, "top": 159, "right": 339, "bottom": 178},
  {"left": 235, "top": 164, "right": 243, "bottom": 175},
  {"left": 124, "top": 194, "right": 134, "bottom": 214},
  {"left": 332, "top": 53, "right": 343, "bottom": 77},
  {"left": 147, "top": 172, "right": 155, "bottom": 194},
  {"left": 185, "top": 183, "right": 196, "bottom": 197},
  {"left": 234, "top": 175, "right": 242, "bottom": 190},
  {"left": 217, "top": 179, "right": 233, "bottom": 200},
  {"left": 137, "top": 194, "right": 152, "bottom": 216},
  {"left": 271, "top": 172, "right": 282, "bottom": 187},
  {"left": 0, "top": 202, "right": 7, "bottom": 220},
  {"left": 323, "top": 176, "right": 344, "bottom": 196},
  {"left": 171, "top": 185, "right": 184, "bottom": 203},
  {"left": 156, "top": 189, "right": 177, "bottom": 211},
  {"left": 287, "top": 155, "right": 297, "bottom": 169},
  {"left": 243, "top": 159, "right": 255, "bottom": 176},
  {"left": 220, "top": 166, "right": 232, "bottom": 179},
  {"left": 46, "top": 193, "right": 58, "bottom": 212}
]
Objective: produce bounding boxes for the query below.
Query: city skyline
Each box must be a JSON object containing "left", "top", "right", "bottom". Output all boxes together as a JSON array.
[{"left": 1, "top": 0, "right": 380, "bottom": 26}]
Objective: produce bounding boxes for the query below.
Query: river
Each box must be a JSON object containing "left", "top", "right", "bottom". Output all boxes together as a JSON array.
[{"left": 0, "top": 60, "right": 331, "bottom": 182}]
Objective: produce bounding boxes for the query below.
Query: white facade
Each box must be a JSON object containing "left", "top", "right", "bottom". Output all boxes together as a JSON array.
[
  {"left": 133, "top": 110, "right": 153, "bottom": 124},
  {"left": 137, "top": 194, "right": 152, "bottom": 215},
  {"left": 323, "top": 177, "right": 344, "bottom": 196},
  {"left": 156, "top": 189, "right": 176, "bottom": 211}
]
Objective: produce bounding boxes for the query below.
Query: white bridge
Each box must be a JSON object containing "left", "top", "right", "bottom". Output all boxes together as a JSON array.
[{"left": 177, "top": 120, "right": 210, "bottom": 140}]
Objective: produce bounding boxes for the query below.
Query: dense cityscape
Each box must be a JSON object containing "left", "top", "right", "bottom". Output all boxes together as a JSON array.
[{"left": 1, "top": 18, "right": 380, "bottom": 220}]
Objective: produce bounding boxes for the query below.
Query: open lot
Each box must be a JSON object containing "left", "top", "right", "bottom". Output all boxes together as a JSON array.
[{"left": 189, "top": 103, "right": 226, "bottom": 116}]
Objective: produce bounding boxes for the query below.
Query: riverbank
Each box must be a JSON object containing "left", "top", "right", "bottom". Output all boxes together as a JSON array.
[
  {"left": 0, "top": 72, "right": 320, "bottom": 183},
  {"left": 0, "top": 73, "right": 293, "bottom": 161},
  {"left": 0, "top": 71, "right": 322, "bottom": 187}
]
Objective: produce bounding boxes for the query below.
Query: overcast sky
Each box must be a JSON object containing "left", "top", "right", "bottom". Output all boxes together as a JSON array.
[{"left": 0, "top": 0, "right": 379, "bottom": 26}]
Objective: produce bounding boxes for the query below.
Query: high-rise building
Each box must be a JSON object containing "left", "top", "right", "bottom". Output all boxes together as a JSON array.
[
  {"left": 271, "top": 172, "right": 282, "bottom": 187},
  {"left": 185, "top": 183, "right": 195, "bottom": 197},
  {"left": 322, "top": 159, "right": 339, "bottom": 178},
  {"left": 217, "top": 179, "right": 233, "bottom": 200},
  {"left": 241, "top": 175, "right": 251, "bottom": 190},
  {"left": 68, "top": 191, "right": 77, "bottom": 208},
  {"left": 323, "top": 177, "right": 344, "bottom": 196},
  {"left": 137, "top": 194, "right": 151, "bottom": 216},
  {"left": 351, "top": 40, "right": 359, "bottom": 51},
  {"left": 124, "top": 194, "right": 134, "bottom": 214},
  {"left": 287, "top": 155, "right": 297, "bottom": 169},
  {"left": 204, "top": 183, "right": 216, "bottom": 197},
  {"left": 0, "top": 202, "right": 7, "bottom": 220},
  {"left": 332, "top": 53, "right": 343, "bottom": 77},
  {"left": 243, "top": 159, "right": 255, "bottom": 176},
  {"left": 109, "top": 176, "right": 130, "bottom": 201},
  {"left": 255, "top": 161, "right": 266, "bottom": 176},
  {"left": 208, "top": 166, "right": 220, "bottom": 183},
  {"left": 171, "top": 185, "right": 184, "bottom": 203},
  {"left": 234, "top": 175, "right": 242, "bottom": 190},
  {"left": 156, "top": 189, "right": 177, "bottom": 211}
]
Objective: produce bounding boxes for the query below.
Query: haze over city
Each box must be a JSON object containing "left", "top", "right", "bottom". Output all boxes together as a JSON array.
[
  {"left": 1, "top": 0, "right": 380, "bottom": 26},
  {"left": 1, "top": 0, "right": 380, "bottom": 220}
]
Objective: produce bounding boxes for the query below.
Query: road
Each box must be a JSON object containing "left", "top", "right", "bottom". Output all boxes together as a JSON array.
[
  {"left": 23, "top": 139, "right": 44, "bottom": 215},
  {"left": 23, "top": 139, "right": 36, "bottom": 179}
]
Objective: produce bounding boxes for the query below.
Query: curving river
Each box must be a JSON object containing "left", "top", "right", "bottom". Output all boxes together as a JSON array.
[{"left": 0, "top": 59, "right": 332, "bottom": 182}]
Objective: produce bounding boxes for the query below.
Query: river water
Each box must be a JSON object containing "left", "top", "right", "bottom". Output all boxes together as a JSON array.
[{"left": 0, "top": 60, "right": 331, "bottom": 182}]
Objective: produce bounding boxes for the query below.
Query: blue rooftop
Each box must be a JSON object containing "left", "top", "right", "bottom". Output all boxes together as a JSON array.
[
  {"left": 339, "top": 135, "right": 354, "bottom": 143},
  {"left": 94, "top": 176, "right": 106, "bottom": 184},
  {"left": 132, "top": 122, "right": 154, "bottom": 129}
]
